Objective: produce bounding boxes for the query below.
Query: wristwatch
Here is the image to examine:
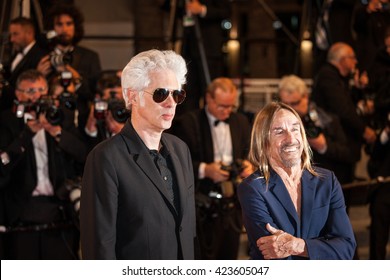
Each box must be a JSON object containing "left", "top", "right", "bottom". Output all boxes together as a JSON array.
[{"left": 0, "top": 152, "right": 10, "bottom": 165}]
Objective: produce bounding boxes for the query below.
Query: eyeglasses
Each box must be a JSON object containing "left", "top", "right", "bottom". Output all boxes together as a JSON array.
[
  {"left": 16, "top": 87, "right": 48, "bottom": 95},
  {"left": 211, "top": 98, "right": 237, "bottom": 111},
  {"left": 284, "top": 98, "right": 303, "bottom": 107},
  {"left": 143, "top": 88, "right": 186, "bottom": 104}
]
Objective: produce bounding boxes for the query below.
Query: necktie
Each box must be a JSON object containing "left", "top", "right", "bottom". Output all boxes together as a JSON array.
[{"left": 214, "top": 118, "right": 229, "bottom": 126}]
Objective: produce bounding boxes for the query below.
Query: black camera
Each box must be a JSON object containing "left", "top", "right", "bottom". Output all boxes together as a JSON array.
[
  {"left": 301, "top": 110, "right": 322, "bottom": 139},
  {"left": 94, "top": 95, "right": 130, "bottom": 124},
  {"left": 50, "top": 51, "right": 72, "bottom": 68},
  {"left": 14, "top": 96, "right": 64, "bottom": 125},
  {"left": 220, "top": 159, "right": 245, "bottom": 182}
]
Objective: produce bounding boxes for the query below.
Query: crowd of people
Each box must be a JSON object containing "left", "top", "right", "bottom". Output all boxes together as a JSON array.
[{"left": 0, "top": 0, "right": 389, "bottom": 260}]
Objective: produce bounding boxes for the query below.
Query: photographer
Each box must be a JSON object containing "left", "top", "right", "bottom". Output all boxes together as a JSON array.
[
  {"left": 37, "top": 3, "right": 102, "bottom": 132},
  {"left": 84, "top": 70, "right": 129, "bottom": 152},
  {"left": 171, "top": 77, "right": 253, "bottom": 259},
  {"left": 278, "top": 75, "right": 355, "bottom": 184},
  {"left": 0, "top": 69, "right": 87, "bottom": 259},
  {"left": 1, "top": 17, "right": 48, "bottom": 112}
]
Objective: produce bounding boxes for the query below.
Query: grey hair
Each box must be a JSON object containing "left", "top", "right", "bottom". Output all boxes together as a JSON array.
[
  {"left": 249, "top": 102, "right": 317, "bottom": 184},
  {"left": 121, "top": 49, "right": 187, "bottom": 108},
  {"left": 327, "top": 42, "right": 351, "bottom": 63},
  {"left": 278, "top": 75, "right": 309, "bottom": 97}
]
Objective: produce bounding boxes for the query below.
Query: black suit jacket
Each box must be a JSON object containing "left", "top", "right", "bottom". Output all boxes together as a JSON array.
[
  {"left": 171, "top": 109, "right": 251, "bottom": 193},
  {"left": 312, "top": 63, "right": 365, "bottom": 163},
  {"left": 311, "top": 106, "right": 355, "bottom": 184},
  {"left": 80, "top": 121, "right": 196, "bottom": 259},
  {"left": 0, "top": 109, "right": 87, "bottom": 224}
]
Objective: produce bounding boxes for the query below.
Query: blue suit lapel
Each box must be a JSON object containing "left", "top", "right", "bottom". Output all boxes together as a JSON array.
[
  {"left": 269, "top": 171, "right": 300, "bottom": 232},
  {"left": 300, "top": 170, "right": 316, "bottom": 238}
]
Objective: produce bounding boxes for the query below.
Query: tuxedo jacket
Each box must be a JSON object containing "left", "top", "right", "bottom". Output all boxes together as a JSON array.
[
  {"left": 0, "top": 109, "right": 87, "bottom": 224},
  {"left": 80, "top": 121, "right": 196, "bottom": 260},
  {"left": 237, "top": 168, "right": 356, "bottom": 260},
  {"left": 1, "top": 43, "right": 49, "bottom": 111},
  {"left": 171, "top": 109, "right": 251, "bottom": 193}
]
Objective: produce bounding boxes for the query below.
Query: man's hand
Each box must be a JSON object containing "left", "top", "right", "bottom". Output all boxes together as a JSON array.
[
  {"left": 105, "top": 111, "right": 124, "bottom": 135},
  {"left": 186, "top": 0, "right": 206, "bottom": 15},
  {"left": 239, "top": 159, "right": 255, "bottom": 178},
  {"left": 37, "top": 55, "right": 52, "bottom": 76},
  {"left": 256, "top": 223, "right": 307, "bottom": 259},
  {"left": 39, "top": 114, "right": 61, "bottom": 139},
  {"left": 307, "top": 133, "right": 327, "bottom": 153},
  {"left": 204, "top": 162, "right": 230, "bottom": 183},
  {"left": 363, "top": 126, "right": 377, "bottom": 144}
]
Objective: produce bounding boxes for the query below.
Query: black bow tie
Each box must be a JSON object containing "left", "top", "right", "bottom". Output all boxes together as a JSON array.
[{"left": 214, "top": 119, "right": 229, "bottom": 126}]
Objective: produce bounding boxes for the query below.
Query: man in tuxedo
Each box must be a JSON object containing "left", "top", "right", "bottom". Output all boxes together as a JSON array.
[
  {"left": 0, "top": 69, "right": 87, "bottom": 259},
  {"left": 80, "top": 49, "right": 196, "bottom": 260},
  {"left": 1, "top": 17, "right": 48, "bottom": 112},
  {"left": 171, "top": 77, "right": 253, "bottom": 259}
]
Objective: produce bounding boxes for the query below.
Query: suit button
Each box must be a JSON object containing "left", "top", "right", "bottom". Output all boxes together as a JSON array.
[{"left": 179, "top": 226, "right": 183, "bottom": 232}]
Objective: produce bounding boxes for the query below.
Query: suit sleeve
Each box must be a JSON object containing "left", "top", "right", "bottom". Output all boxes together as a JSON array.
[
  {"left": 80, "top": 145, "right": 118, "bottom": 259},
  {"left": 304, "top": 172, "right": 356, "bottom": 259}
]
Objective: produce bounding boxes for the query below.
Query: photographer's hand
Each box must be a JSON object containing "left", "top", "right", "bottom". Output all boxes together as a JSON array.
[
  {"left": 37, "top": 55, "right": 52, "bottom": 77},
  {"left": 204, "top": 162, "right": 230, "bottom": 183},
  {"left": 39, "top": 114, "right": 61, "bottom": 141},
  {"left": 105, "top": 111, "right": 124, "bottom": 135},
  {"left": 240, "top": 159, "right": 254, "bottom": 178},
  {"left": 85, "top": 103, "right": 98, "bottom": 136},
  {"left": 26, "top": 117, "right": 43, "bottom": 133},
  {"left": 308, "top": 133, "right": 327, "bottom": 154}
]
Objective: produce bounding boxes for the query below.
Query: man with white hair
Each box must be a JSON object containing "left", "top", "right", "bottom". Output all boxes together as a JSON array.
[
  {"left": 80, "top": 49, "right": 196, "bottom": 260},
  {"left": 312, "top": 42, "right": 376, "bottom": 182}
]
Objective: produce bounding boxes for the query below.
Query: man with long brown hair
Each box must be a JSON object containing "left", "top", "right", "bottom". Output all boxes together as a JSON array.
[{"left": 237, "top": 102, "right": 356, "bottom": 260}]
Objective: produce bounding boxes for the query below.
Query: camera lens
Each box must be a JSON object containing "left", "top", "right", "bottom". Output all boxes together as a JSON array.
[
  {"left": 50, "top": 52, "right": 72, "bottom": 68},
  {"left": 45, "top": 106, "right": 64, "bottom": 125}
]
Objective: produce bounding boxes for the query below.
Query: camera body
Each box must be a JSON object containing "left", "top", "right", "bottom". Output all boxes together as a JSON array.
[
  {"left": 14, "top": 96, "right": 63, "bottom": 125},
  {"left": 301, "top": 109, "right": 322, "bottom": 139},
  {"left": 50, "top": 51, "right": 72, "bottom": 68},
  {"left": 94, "top": 95, "right": 130, "bottom": 124},
  {"left": 14, "top": 91, "right": 76, "bottom": 126},
  {"left": 220, "top": 159, "right": 245, "bottom": 183}
]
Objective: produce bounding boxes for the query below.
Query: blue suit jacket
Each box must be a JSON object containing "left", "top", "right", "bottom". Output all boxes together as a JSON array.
[{"left": 237, "top": 167, "right": 356, "bottom": 260}]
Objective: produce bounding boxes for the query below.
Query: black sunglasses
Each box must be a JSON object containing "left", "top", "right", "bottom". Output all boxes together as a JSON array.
[{"left": 144, "top": 88, "right": 186, "bottom": 104}]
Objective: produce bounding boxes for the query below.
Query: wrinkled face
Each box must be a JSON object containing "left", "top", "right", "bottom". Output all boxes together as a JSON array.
[
  {"left": 53, "top": 14, "right": 75, "bottom": 46},
  {"left": 132, "top": 69, "right": 179, "bottom": 133},
  {"left": 340, "top": 47, "right": 358, "bottom": 75},
  {"left": 206, "top": 87, "right": 237, "bottom": 121},
  {"left": 268, "top": 109, "right": 303, "bottom": 169},
  {"left": 279, "top": 90, "right": 308, "bottom": 117},
  {"left": 9, "top": 24, "right": 29, "bottom": 52},
  {"left": 16, "top": 77, "right": 48, "bottom": 103}
]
